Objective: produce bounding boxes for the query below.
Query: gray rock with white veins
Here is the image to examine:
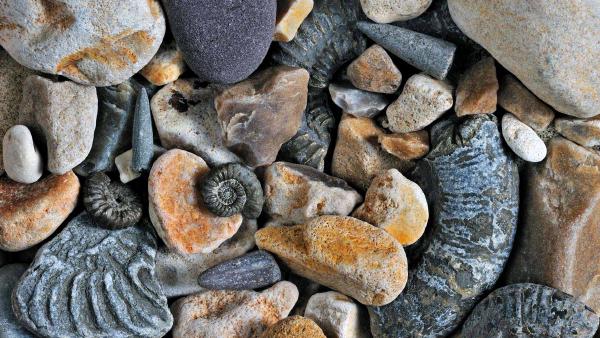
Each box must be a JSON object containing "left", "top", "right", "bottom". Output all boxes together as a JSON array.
[
  {"left": 329, "top": 83, "right": 388, "bottom": 118},
  {"left": 0, "top": 264, "right": 34, "bottom": 338},
  {"left": 132, "top": 88, "right": 154, "bottom": 172}
]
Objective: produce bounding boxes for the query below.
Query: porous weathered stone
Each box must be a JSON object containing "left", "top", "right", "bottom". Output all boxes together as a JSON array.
[
  {"left": 353, "top": 169, "right": 428, "bottom": 246},
  {"left": 555, "top": 117, "right": 600, "bottom": 149},
  {"left": 369, "top": 116, "right": 519, "bottom": 337},
  {"left": 378, "top": 130, "right": 430, "bottom": 160},
  {"left": 0, "top": 264, "right": 33, "bottom": 338},
  {"left": 264, "top": 162, "right": 362, "bottom": 226},
  {"left": 115, "top": 146, "right": 166, "bottom": 184},
  {"left": 502, "top": 113, "right": 547, "bottom": 162},
  {"left": 256, "top": 216, "right": 408, "bottom": 306},
  {"left": 2, "top": 125, "right": 43, "bottom": 184},
  {"left": 171, "top": 281, "right": 298, "bottom": 338},
  {"left": 0, "top": 171, "right": 79, "bottom": 252},
  {"left": 305, "top": 291, "right": 369, "bottom": 338},
  {"left": 140, "top": 41, "right": 187, "bottom": 86},
  {"left": 131, "top": 88, "right": 153, "bottom": 172},
  {"left": 360, "top": 0, "right": 432, "bottom": 24},
  {"left": 12, "top": 213, "right": 173, "bottom": 338},
  {"left": 455, "top": 57, "right": 498, "bottom": 116},
  {"left": 506, "top": 137, "right": 600, "bottom": 313},
  {"left": 261, "top": 316, "right": 326, "bottom": 338},
  {"left": 448, "top": 0, "right": 600, "bottom": 118},
  {"left": 19, "top": 75, "right": 97, "bottom": 175},
  {"left": 0, "top": 0, "right": 166, "bottom": 86},
  {"left": 274, "top": 0, "right": 314, "bottom": 42},
  {"left": 462, "top": 284, "right": 599, "bottom": 338},
  {"left": 332, "top": 114, "right": 414, "bottom": 191},
  {"left": 148, "top": 149, "right": 242, "bottom": 255},
  {"left": 329, "top": 84, "right": 388, "bottom": 118},
  {"left": 347, "top": 45, "right": 402, "bottom": 94},
  {"left": 215, "top": 66, "right": 309, "bottom": 167}
]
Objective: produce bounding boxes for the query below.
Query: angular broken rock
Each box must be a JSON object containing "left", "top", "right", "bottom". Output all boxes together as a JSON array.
[
  {"left": 171, "top": 281, "right": 299, "bottom": 338},
  {"left": 149, "top": 149, "right": 243, "bottom": 255},
  {"left": 304, "top": 291, "right": 370, "bottom": 338},
  {"left": 256, "top": 216, "right": 408, "bottom": 306},
  {"left": 140, "top": 41, "right": 187, "bottom": 86},
  {"left": 264, "top": 162, "right": 362, "bottom": 226},
  {"left": 0, "top": 0, "right": 166, "bottom": 86},
  {"left": 215, "top": 66, "right": 309, "bottom": 167},
  {"left": 455, "top": 57, "right": 499, "bottom": 116},
  {"left": 506, "top": 137, "right": 600, "bottom": 313},
  {"left": 328, "top": 83, "right": 389, "bottom": 118},
  {"left": 378, "top": 130, "right": 430, "bottom": 161},
  {"left": 115, "top": 146, "right": 166, "bottom": 184},
  {"left": 369, "top": 116, "right": 519, "bottom": 337},
  {"left": 0, "top": 172, "right": 79, "bottom": 252},
  {"left": 260, "top": 316, "right": 326, "bottom": 338},
  {"left": 498, "top": 74, "right": 556, "bottom": 131},
  {"left": 274, "top": 0, "right": 315, "bottom": 42},
  {"left": 347, "top": 45, "right": 402, "bottom": 94},
  {"left": 555, "top": 117, "right": 600, "bottom": 149}
]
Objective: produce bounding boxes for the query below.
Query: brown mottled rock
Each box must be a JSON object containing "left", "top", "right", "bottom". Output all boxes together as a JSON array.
[
  {"left": 140, "top": 41, "right": 187, "bottom": 86},
  {"left": 347, "top": 45, "right": 402, "bottom": 94},
  {"left": 148, "top": 149, "right": 242, "bottom": 255},
  {"left": 256, "top": 216, "right": 408, "bottom": 306},
  {"left": 261, "top": 316, "right": 326, "bottom": 338},
  {"left": 274, "top": 0, "right": 314, "bottom": 42},
  {"left": 378, "top": 130, "right": 429, "bottom": 160},
  {"left": 455, "top": 57, "right": 498, "bottom": 116},
  {"left": 215, "top": 66, "right": 309, "bottom": 167},
  {"left": 0, "top": 172, "right": 79, "bottom": 252},
  {"left": 353, "top": 169, "right": 428, "bottom": 246},
  {"left": 171, "top": 281, "right": 299, "bottom": 338},
  {"left": 506, "top": 137, "right": 600, "bottom": 312},
  {"left": 498, "top": 74, "right": 556, "bottom": 131},
  {"left": 332, "top": 114, "right": 413, "bottom": 191},
  {"left": 555, "top": 116, "right": 600, "bottom": 149}
]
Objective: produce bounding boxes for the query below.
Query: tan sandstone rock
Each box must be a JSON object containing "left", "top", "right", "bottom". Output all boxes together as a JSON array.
[
  {"left": 378, "top": 130, "right": 429, "bottom": 160},
  {"left": 498, "top": 74, "right": 555, "bottom": 131},
  {"left": 275, "top": 0, "right": 314, "bottom": 42},
  {"left": 140, "top": 41, "right": 187, "bottom": 86},
  {"left": 261, "top": 316, "right": 326, "bottom": 338},
  {"left": 347, "top": 45, "right": 402, "bottom": 94},
  {"left": 455, "top": 57, "right": 498, "bottom": 116}
]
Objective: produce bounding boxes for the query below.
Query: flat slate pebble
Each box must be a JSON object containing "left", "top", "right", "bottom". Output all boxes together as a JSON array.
[
  {"left": 2, "top": 125, "right": 43, "bottom": 184},
  {"left": 502, "top": 113, "right": 547, "bottom": 162},
  {"left": 329, "top": 83, "right": 389, "bottom": 118},
  {"left": 0, "top": 264, "right": 34, "bottom": 338}
]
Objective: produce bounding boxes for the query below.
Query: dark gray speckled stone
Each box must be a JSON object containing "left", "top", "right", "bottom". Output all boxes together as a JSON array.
[{"left": 0, "top": 264, "right": 33, "bottom": 338}]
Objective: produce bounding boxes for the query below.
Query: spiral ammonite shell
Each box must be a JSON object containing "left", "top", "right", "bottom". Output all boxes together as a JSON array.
[{"left": 201, "top": 163, "right": 264, "bottom": 218}]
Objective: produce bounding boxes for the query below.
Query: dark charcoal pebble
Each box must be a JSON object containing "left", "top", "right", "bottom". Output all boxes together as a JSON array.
[{"left": 131, "top": 88, "right": 154, "bottom": 172}]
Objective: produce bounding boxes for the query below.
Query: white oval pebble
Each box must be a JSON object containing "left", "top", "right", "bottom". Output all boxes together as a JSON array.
[
  {"left": 2, "top": 125, "right": 43, "bottom": 184},
  {"left": 502, "top": 113, "right": 547, "bottom": 162}
]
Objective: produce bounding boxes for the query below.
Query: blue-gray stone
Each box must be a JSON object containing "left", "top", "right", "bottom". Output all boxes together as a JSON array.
[
  {"left": 131, "top": 88, "right": 153, "bottom": 172},
  {"left": 462, "top": 283, "right": 599, "bottom": 338},
  {"left": 198, "top": 250, "right": 281, "bottom": 290},
  {"left": 358, "top": 21, "right": 456, "bottom": 80},
  {"left": 368, "top": 116, "right": 520, "bottom": 337},
  {"left": 0, "top": 264, "right": 34, "bottom": 338}
]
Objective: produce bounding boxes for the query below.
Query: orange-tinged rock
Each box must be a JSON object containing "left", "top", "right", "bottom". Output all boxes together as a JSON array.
[
  {"left": 0, "top": 172, "right": 79, "bottom": 252},
  {"left": 498, "top": 74, "right": 555, "bottom": 131},
  {"left": 455, "top": 57, "right": 499, "bottom": 116},
  {"left": 140, "top": 42, "right": 187, "bottom": 86},
  {"left": 256, "top": 216, "right": 408, "bottom": 306},
  {"left": 148, "top": 149, "right": 242, "bottom": 255},
  {"left": 378, "top": 130, "right": 430, "bottom": 160},
  {"left": 261, "top": 316, "right": 326, "bottom": 338},
  {"left": 274, "top": 0, "right": 314, "bottom": 42},
  {"left": 347, "top": 45, "right": 402, "bottom": 94}
]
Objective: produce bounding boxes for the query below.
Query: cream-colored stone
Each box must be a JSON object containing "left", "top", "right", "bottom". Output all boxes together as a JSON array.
[
  {"left": 274, "top": 0, "right": 314, "bottom": 42},
  {"left": 360, "top": 0, "right": 432, "bottom": 24},
  {"left": 502, "top": 113, "right": 547, "bottom": 162},
  {"left": 305, "top": 291, "right": 369, "bottom": 338}
]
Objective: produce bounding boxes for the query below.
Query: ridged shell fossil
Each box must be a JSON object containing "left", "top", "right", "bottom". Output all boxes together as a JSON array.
[
  {"left": 83, "top": 172, "right": 143, "bottom": 229},
  {"left": 201, "top": 163, "right": 264, "bottom": 219}
]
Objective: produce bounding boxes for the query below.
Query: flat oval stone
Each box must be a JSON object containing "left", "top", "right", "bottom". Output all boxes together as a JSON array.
[
  {"left": 0, "top": 264, "right": 33, "bottom": 338},
  {"left": 2, "top": 125, "right": 43, "bottom": 184},
  {"left": 502, "top": 113, "right": 547, "bottom": 162},
  {"left": 163, "top": 0, "right": 276, "bottom": 84}
]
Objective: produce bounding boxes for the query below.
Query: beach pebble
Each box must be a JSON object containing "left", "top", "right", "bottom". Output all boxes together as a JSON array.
[
  {"left": 216, "top": 66, "right": 309, "bottom": 167},
  {"left": 360, "top": 0, "right": 432, "bottom": 23},
  {"left": 115, "top": 146, "right": 166, "bottom": 184},
  {"left": 455, "top": 57, "right": 498, "bottom": 116},
  {"left": 0, "top": 0, "right": 165, "bottom": 86},
  {"left": 140, "top": 41, "right": 187, "bottom": 86},
  {"left": 386, "top": 73, "right": 453, "bottom": 133},
  {"left": 171, "top": 281, "right": 299, "bottom": 338},
  {"left": 329, "top": 84, "right": 389, "bottom": 118},
  {"left": 0, "top": 172, "right": 79, "bottom": 252},
  {"left": 304, "top": 291, "right": 369, "bottom": 338},
  {"left": 0, "top": 264, "right": 33, "bottom": 338},
  {"left": 163, "top": 0, "right": 276, "bottom": 84},
  {"left": 2, "top": 125, "right": 43, "bottom": 184},
  {"left": 353, "top": 169, "right": 428, "bottom": 246},
  {"left": 264, "top": 162, "right": 362, "bottom": 226},
  {"left": 19, "top": 75, "right": 97, "bottom": 175},
  {"left": 347, "top": 45, "right": 402, "bottom": 94},
  {"left": 261, "top": 316, "right": 326, "bottom": 338},
  {"left": 498, "top": 74, "right": 555, "bottom": 131},
  {"left": 131, "top": 88, "right": 154, "bottom": 172},
  {"left": 256, "top": 215, "right": 408, "bottom": 306},
  {"left": 502, "top": 113, "right": 547, "bottom": 162},
  {"left": 275, "top": 0, "right": 315, "bottom": 42},
  {"left": 378, "top": 130, "right": 430, "bottom": 160},
  {"left": 555, "top": 117, "right": 600, "bottom": 148}
]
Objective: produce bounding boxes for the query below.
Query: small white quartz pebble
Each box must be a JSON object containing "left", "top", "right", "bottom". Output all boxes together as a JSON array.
[
  {"left": 502, "top": 113, "right": 547, "bottom": 162},
  {"left": 2, "top": 125, "right": 43, "bottom": 184},
  {"left": 360, "top": 0, "right": 432, "bottom": 24},
  {"left": 304, "top": 291, "right": 369, "bottom": 338}
]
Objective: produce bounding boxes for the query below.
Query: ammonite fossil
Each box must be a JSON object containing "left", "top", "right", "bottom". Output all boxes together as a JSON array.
[
  {"left": 201, "top": 163, "right": 264, "bottom": 219},
  {"left": 83, "top": 172, "right": 143, "bottom": 229}
]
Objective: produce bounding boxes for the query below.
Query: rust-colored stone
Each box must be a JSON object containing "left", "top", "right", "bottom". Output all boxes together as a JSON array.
[
  {"left": 455, "top": 57, "right": 499, "bottom": 116},
  {"left": 498, "top": 74, "right": 555, "bottom": 131},
  {"left": 347, "top": 45, "right": 402, "bottom": 94},
  {"left": 378, "top": 130, "right": 429, "bottom": 160},
  {"left": 261, "top": 316, "right": 326, "bottom": 338}
]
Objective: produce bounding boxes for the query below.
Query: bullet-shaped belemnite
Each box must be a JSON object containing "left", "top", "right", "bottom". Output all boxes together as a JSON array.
[
  {"left": 131, "top": 87, "right": 154, "bottom": 172},
  {"left": 198, "top": 251, "right": 281, "bottom": 290}
]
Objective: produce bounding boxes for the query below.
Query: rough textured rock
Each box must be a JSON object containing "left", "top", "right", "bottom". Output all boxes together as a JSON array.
[
  {"left": 171, "top": 281, "right": 298, "bottom": 338},
  {"left": 0, "top": 264, "right": 33, "bottom": 338},
  {"left": 151, "top": 79, "right": 240, "bottom": 167},
  {"left": 378, "top": 130, "right": 430, "bottom": 160},
  {"left": 497, "top": 74, "right": 556, "bottom": 132},
  {"left": 448, "top": 0, "right": 600, "bottom": 119},
  {"left": 149, "top": 149, "right": 243, "bottom": 255},
  {"left": 502, "top": 113, "right": 547, "bottom": 162},
  {"left": 462, "top": 284, "right": 599, "bottom": 338},
  {"left": 305, "top": 291, "right": 369, "bottom": 338},
  {"left": 274, "top": 0, "right": 314, "bottom": 42},
  {"left": 131, "top": 88, "right": 153, "bottom": 172},
  {"left": 2, "top": 125, "right": 43, "bottom": 184},
  {"left": 0, "top": 172, "right": 79, "bottom": 252},
  {"left": 156, "top": 219, "right": 257, "bottom": 298},
  {"left": 163, "top": 0, "right": 275, "bottom": 84},
  {"left": 506, "top": 137, "right": 600, "bottom": 313},
  {"left": 555, "top": 117, "right": 600, "bottom": 149},
  {"left": 455, "top": 57, "right": 498, "bottom": 116},
  {"left": 332, "top": 114, "right": 414, "bottom": 191},
  {"left": 264, "top": 162, "right": 362, "bottom": 225},
  {"left": 0, "top": 0, "right": 165, "bottom": 86},
  {"left": 360, "top": 0, "right": 432, "bottom": 24},
  {"left": 256, "top": 216, "right": 408, "bottom": 306},
  {"left": 12, "top": 213, "right": 173, "bottom": 338},
  {"left": 261, "top": 316, "right": 326, "bottom": 338},
  {"left": 115, "top": 146, "right": 165, "bottom": 184},
  {"left": 140, "top": 41, "right": 187, "bottom": 86},
  {"left": 369, "top": 116, "right": 520, "bottom": 337},
  {"left": 19, "top": 75, "right": 97, "bottom": 174},
  {"left": 215, "top": 66, "right": 309, "bottom": 167},
  {"left": 353, "top": 169, "right": 428, "bottom": 246},
  {"left": 387, "top": 73, "right": 453, "bottom": 133},
  {"left": 347, "top": 45, "right": 402, "bottom": 94},
  {"left": 329, "top": 84, "right": 388, "bottom": 118}
]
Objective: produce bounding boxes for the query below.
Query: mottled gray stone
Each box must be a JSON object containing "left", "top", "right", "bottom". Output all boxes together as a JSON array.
[
  {"left": 369, "top": 116, "right": 520, "bottom": 337},
  {"left": 0, "top": 264, "right": 34, "bottom": 338},
  {"left": 12, "top": 213, "right": 173, "bottom": 338},
  {"left": 329, "top": 83, "right": 388, "bottom": 118},
  {"left": 198, "top": 250, "right": 281, "bottom": 290},
  {"left": 131, "top": 88, "right": 153, "bottom": 172},
  {"left": 462, "top": 284, "right": 599, "bottom": 338},
  {"left": 358, "top": 22, "right": 456, "bottom": 80}
]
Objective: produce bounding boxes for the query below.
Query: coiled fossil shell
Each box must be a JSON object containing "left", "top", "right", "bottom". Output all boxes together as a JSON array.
[{"left": 201, "top": 163, "right": 264, "bottom": 219}]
